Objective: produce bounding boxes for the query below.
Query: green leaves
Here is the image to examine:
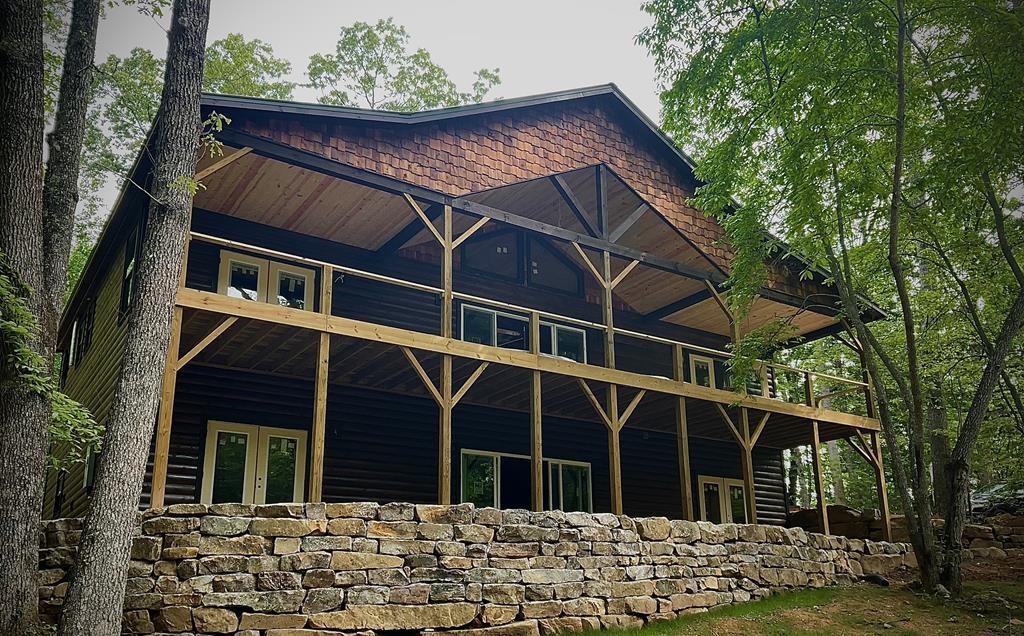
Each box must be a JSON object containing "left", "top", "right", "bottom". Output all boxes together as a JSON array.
[
  {"left": 0, "top": 252, "right": 100, "bottom": 470},
  {"left": 306, "top": 18, "right": 500, "bottom": 111},
  {"left": 204, "top": 33, "right": 295, "bottom": 101}
]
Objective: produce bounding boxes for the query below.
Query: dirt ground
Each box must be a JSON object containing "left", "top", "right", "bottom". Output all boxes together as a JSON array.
[{"left": 607, "top": 556, "right": 1024, "bottom": 636}]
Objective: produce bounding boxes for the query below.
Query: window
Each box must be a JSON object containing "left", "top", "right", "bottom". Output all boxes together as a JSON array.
[
  {"left": 527, "top": 237, "right": 583, "bottom": 295},
  {"left": 119, "top": 216, "right": 147, "bottom": 322},
  {"left": 547, "top": 460, "right": 592, "bottom": 512},
  {"left": 461, "top": 452, "right": 497, "bottom": 508},
  {"left": 462, "top": 229, "right": 521, "bottom": 281},
  {"left": 460, "top": 304, "right": 587, "bottom": 363},
  {"left": 83, "top": 446, "right": 99, "bottom": 492},
  {"left": 217, "top": 250, "right": 315, "bottom": 311},
  {"left": 540, "top": 322, "right": 586, "bottom": 363},
  {"left": 269, "top": 262, "right": 313, "bottom": 310},
  {"left": 460, "top": 449, "right": 591, "bottom": 512},
  {"left": 201, "top": 422, "right": 307, "bottom": 504},
  {"left": 690, "top": 355, "right": 716, "bottom": 388},
  {"left": 69, "top": 296, "right": 96, "bottom": 367},
  {"left": 698, "top": 475, "right": 746, "bottom": 524}
]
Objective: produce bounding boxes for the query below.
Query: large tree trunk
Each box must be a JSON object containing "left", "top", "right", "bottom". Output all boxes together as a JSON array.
[
  {"left": 0, "top": 0, "right": 101, "bottom": 630},
  {"left": 57, "top": 1, "right": 210, "bottom": 633},
  {"left": 927, "top": 382, "right": 950, "bottom": 519},
  {"left": 941, "top": 288, "right": 1024, "bottom": 594},
  {"left": 0, "top": 2, "right": 47, "bottom": 633}
]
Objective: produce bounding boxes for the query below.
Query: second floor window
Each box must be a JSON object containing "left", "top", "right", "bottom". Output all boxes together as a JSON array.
[
  {"left": 460, "top": 303, "right": 586, "bottom": 363},
  {"left": 217, "top": 250, "right": 314, "bottom": 311},
  {"left": 68, "top": 295, "right": 96, "bottom": 368},
  {"left": 119, "top": 217, "right": 146, "bottom": 322}
]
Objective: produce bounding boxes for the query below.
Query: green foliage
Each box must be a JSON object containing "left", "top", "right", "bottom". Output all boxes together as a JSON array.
[
  {"left": 204, "top": 33, "right": 295, "bottom": 100},
  {"left": 0, "top": 252, "right": 100, "bottom": 470},
  {"left": 639, "top": 0, "right": 1024, "bottom": 501},
  {"left": 307, "top": 18, "right": 500, "bottom": 111}
]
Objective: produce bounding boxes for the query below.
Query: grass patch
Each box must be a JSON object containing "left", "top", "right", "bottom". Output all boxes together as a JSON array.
[{"left": 602, "top": 579, "right": 1024, "bottom": 635}]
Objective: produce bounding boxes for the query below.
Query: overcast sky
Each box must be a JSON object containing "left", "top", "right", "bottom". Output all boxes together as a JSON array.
[{"left": 95, "top": 0, "right": 664, "bottom": 119}]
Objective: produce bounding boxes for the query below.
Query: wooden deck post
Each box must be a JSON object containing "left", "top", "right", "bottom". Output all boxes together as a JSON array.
[
  {"left": 150, "top": 306, "right": 183, "bottom": 508},
  {"left": 673, "top": 345, "right": 694, "bottom": 520},
  {"left": 529, "top": 312, "right": 543, "bottom": 511},
  {"left": 810, "top": 420, "right": 830, "bottom": 535},
  {"left": 740, "top": 407, "right": 758, "bottom": 523},
  {"left": 871, "top": 431, "right": 892, "bottom": 540},
  {"left": 309, "top": 265, "right": 333, "bottom": 503},
  {"left": 438, "top": 204, "right": 454, "bottom": 504}
]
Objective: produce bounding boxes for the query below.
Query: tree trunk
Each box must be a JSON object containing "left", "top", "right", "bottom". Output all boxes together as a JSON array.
[
  {"left": 941, "top": 288, "right": 1024, "bottom": 594},
  {"left": 927, "top": 382, "right": 950, "bottom": 519},
  {"left": 0, "top": 2, "right": 46, "bottom": 633},
  {"left": 1, "top": 0, "right": 101, "bottom": 630},
  {"left": 57, "top": 1, "right": 210, "bottom": 633}
]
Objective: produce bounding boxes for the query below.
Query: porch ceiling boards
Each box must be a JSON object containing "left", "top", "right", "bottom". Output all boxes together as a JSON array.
[
  {"left": 178, "top": 309, "right": 864, "bottom": 451},
  {"left": 192, "top": 150, "right": 841, "bottom": 342}
]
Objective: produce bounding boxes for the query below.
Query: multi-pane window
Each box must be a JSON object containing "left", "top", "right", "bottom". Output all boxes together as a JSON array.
[
  {"left": 460, "top": 450, "right": 592, "bottom": 512},
  {"left": 460, "top": 304, "right": 587, "bottom": 363},
  {"left": 698, "top": 475, "right": 746, "bottom": 524},
  {"left": 119, "top": 216, "right": 147, "bottom": 322},
  {"left": 217, "top": 250, "right": 314, "bottom": 311},
  {"left": 68, "top": 296, "right": 96, "bottom": 367},
  {"left": 201, "top": 422, "right": 307, "bottom": 505}
]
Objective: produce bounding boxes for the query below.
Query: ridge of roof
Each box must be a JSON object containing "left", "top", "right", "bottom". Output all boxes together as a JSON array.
[{"left": 201, "top": 83, "right": 701, "bottom": 178}]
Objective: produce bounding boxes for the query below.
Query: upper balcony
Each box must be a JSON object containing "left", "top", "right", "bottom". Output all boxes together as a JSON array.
[{"left": 171, "top": 136, "right": 881, "bottom": 452}]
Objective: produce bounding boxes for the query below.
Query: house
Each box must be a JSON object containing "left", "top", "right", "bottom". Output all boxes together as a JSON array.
[{"left": 45, "top": 84, "right": 890, "bottom": 539}]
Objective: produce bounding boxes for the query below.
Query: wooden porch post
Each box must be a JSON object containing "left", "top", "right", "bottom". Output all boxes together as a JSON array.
[
  {"left": 439, "top": 204, "right": 454, "bottom": 504},
  {"left": 529, "top": 312, "right": 543, "bottom": 511},
  {"left": 673, "top": 345, "right": 694, "bottom": 520},
  {"left": 810, "top": 420, "right": 830, "bottom": 535},
  {"left": 871, "top": 431, "right": 892, "bottom": 540},
  {"left": 607, "top": 385, "right": 623, "bottom": 515},
  {"left": 150, "top": 306, "right": 183, "bottom": 508},
  {"left": 740, "top": 407, "right": 758, "bottom": 523},
  {"left": 309, "top": 265, "right": 333, "bottom": 502}
]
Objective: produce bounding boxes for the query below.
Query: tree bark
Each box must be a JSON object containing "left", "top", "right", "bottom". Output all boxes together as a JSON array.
[
  {"left": 941, "top": 288, "right": 1024, "bottom": 594},
  {"left": 57, "top": 1, "right": 210, "bottom": 633},
  {"left": 927, "top": 382, "right": 950, "bottom": 519},
  {"left": 0, "top": 1, "right": 47, "bottom": 633}
]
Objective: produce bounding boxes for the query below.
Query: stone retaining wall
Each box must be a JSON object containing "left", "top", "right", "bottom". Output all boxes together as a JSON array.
[{"left": 39, "top": 503, "right": 914, "bottom": 635}]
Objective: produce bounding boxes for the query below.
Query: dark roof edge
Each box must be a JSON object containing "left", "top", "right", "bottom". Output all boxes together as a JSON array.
[{"left": 200, "top": 83, "right": 701, "bottom": 177}]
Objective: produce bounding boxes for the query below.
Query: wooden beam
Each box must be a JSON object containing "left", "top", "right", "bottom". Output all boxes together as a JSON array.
[
  {"left": 810, "top": 420, "right": 830, "bottom": 535},
  {"left": 174, "top": 316, "right": 238, "bottom": 371},
  {"left": 608, "top": 202, "right": 649, "bottom": 243},
  {"left": 451, "top": 361, "right": 489, "bottom": 406},
  {"left": 550, "top": 174, "right": 598, "bottom": 237},
  {"left": 602, "top": 251, "right": 615, "bottom": 370},
  {"left": 530, "top": 369, "right": 543, "bottom": 512},
  {"left": 596, "top": 165, "right": 608, "bottom": 238},
  {"left": 442, "top": 205, "right": 453, "bottom": 338},
  {"left": 871, "top": 431, "right": 892, "bottom": 541},
  {"left": 618, "top": 389, "right": 646, "bottom": 428},
  {"left": 643, "top": 289, "right": 713, "bottom": 321},
  {"left": 451, "top": 216, "right": 490, "bottom": 249},
  {"left": 740, "top": 408, "right": 758, "bottom": 523},
  {"left": 844, "top": 434, "right": 876, "bottom": 467},
  {"left": 176, "top": 288, "right": 883, "bottom": 430},
  {"left": 571, "top": 242, "right": 605, "bottom": 285},
  {"left": 194, "top": 146, "right": 253, "bottom": 181},
  {"left": 674, "top": 345, "right": 694, "bottom": 520},
  {"left": 714, "top": 403, "right": 744, "bottom": 446},
  {"left": 608, "top": 425, "right": 623, "bottom": 514},
  {"left": 374, "top": 204, "right": 442, "bottom": 256},
  {"left": 404, "top": 193, "right": 444, "bottom": 245},
  {"left": 400, "top": 346, "right": 442, "bottom": 405},
  {"left": 150, "top": 306, "right": 182, "bottom": 508},
  {"left": 749, "top": 411, "right": 771, "bottom": 448},
  {"left": 309, "top": 332, "right": 330, "bottom": 502},
  {"left": 577, "top": 379, "right": 611, "bottom": 428},
  {"left": 439, "top": 354, "right": 453, "bottom": 504},
  {"left": 608, "top": 259, "right": 640, "bottom": 291}
]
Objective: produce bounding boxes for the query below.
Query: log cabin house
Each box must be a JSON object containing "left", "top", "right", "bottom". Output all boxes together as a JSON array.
[{"left": 45, "top": 84, "right": 891, "bottom": 538}]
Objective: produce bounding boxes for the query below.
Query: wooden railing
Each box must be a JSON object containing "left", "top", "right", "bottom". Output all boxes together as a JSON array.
[{"left": 188, "top": 231, "right": 872, "bottom": 417}]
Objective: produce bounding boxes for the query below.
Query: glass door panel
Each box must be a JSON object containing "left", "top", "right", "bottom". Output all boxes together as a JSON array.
[
  {"left": 701, "top": 480, "right": 723, "bottom": 523},
  {"left": 461, "top": 453, "right": 497, "bottom": 507},
  {"left": 202, "top": 422, "right": 258, "bottom": 504},
  {"left": 560, "top": 464, "right": 591, "bottom": 512},
  {"left": 728, "top": 483, "right": 747, "bottom": 523},
  {"left": 255, "top": 427, "right": 307, "bottom": 504}
]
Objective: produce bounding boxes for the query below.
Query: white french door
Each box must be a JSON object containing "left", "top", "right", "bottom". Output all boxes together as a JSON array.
[
  {"left": 201, "top": 421, "right": 308, "bottom": 504},
  {"left": 698, "top": 475, "right": 747, "bottom": 524}
]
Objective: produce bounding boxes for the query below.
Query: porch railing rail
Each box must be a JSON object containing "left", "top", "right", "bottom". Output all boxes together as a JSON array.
[{"left": 187, "top": 230, "right": 870, "bottom": 414}]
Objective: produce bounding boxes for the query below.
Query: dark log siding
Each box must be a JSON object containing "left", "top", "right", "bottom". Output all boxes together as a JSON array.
[{"left": 138, "top": 364, "right": 787, "bottom": 523}]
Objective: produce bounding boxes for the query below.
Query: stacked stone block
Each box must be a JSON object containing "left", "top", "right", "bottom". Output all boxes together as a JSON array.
[{"left": 39, "top": 503, "right": 915, "bottom": 635}]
